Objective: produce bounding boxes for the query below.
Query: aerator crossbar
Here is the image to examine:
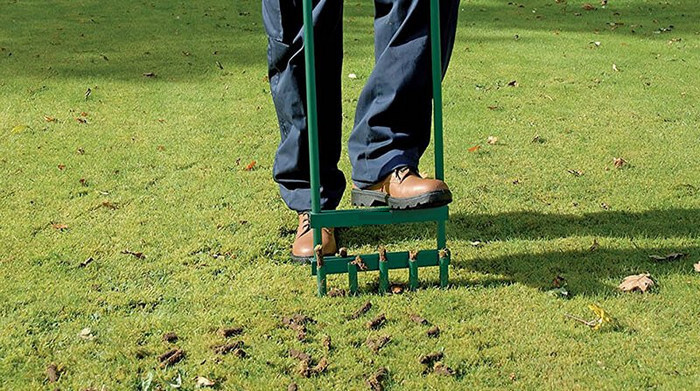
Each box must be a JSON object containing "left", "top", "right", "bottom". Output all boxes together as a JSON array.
[{"left": 302, "top": 0, "right": 449, "bottom": 296}]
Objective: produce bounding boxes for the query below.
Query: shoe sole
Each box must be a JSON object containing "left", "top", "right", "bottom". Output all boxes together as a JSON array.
[{"left": 351, "top": 188, "right": 453, "bottom": 209}]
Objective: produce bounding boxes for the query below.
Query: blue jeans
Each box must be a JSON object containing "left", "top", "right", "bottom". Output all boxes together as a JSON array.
[{"left": 263, "top": 0, "right": 459, "bottom": 212}]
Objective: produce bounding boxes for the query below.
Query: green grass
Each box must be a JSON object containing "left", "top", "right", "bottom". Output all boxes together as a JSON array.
[{"left": 1, "top": 0, "right": 699, "bottom": 389}]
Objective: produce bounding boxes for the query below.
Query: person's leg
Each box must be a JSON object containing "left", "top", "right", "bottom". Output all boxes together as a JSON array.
[
  {"left": 348, "top": 0, "right": 460, "bottom": 189},
  {"left": 264, "top": 0, "right": 345, "bottom": 213}
]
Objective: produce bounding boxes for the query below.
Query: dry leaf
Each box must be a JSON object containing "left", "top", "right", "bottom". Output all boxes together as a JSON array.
[
  {"left": 243, "top": 160, "right": 256, "bottom": 171},
  {"left": 486, "top": 136, "right": 499, "bottom": 145},
  {"left": 52, "top": 223, "right": 68, "bottom": 230},
  {"left": 348, "top": 73, "right": 358, "bottom": 79},
  {"left": 589, "top": 239, "right": 600, "bottom": 251},
  {"left": 121, "top": 249, "right": 145, "bottom": 259},
  {"left": 327, "top": 288, "right": 346, "bottom": 297},
  {"left": 80, "top": 111, "right": 88, "bottom": 117},
  {"left": 582, "top": 3, "right": 596, "bottom": 10},
  {"left": 44, "top": 116, "right": 57, "bottom": 122},
  {"left": 75, "top": 117, "right": 88, "bottom": 124},
  {"left": 567, "top": 169, "right": 584, "bottom": 177},
  {"left": 613, "top": 157, "right": 627, "bottom": 168},
  {"left": 694, "top": 262, "right": 700, "bottom": 272},
  {"left": 612, "top": 63, "right": 619, "bottom": 72},
  {"left": 58, "top": 164, "right": 66, "bottom": 170},
  {"left": 468, "top": 145, "right": 481, "bottom": 153},
  {"left": 390, "top": 284, "right": 404, "bottom": 294},
  {"left": 195, "top": 376, "right": 216, "bottom": 387},
  {"left": 507, "top": 80, "right": 518, "bottom": 87},
  {"left": 78, "top": 327, "right": 94, "bottom": 340},
  {"left": 619, "top": 274, "right": 655, "bottom": 293}
]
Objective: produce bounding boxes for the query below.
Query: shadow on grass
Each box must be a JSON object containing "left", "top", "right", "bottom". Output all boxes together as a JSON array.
[
  {"left": 338, "top": 208, "right": 699, "bottom": 296},
  {"left": 3, "top": 0, "right": 697, "bottom": 82}
]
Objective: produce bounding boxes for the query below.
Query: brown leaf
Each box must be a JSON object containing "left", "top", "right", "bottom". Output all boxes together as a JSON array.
[
  {"left": 367, "top": 314, "right": 386, "bottom": 330},
  {"left": 366, "top": 335, "right": 391, "bottom": 353},
  {"left": 243, "top": 160, "right": 256, "bottom": 171},
  {"left": 409, "top": 314, "right": 428, "bottom": 325},
  {"left": 121, "top": 249, "right": 145, "bottom": 259},
  {"left": 57, "top": 164, "right": 66, "bottom": 170},
  {"left": 390, "top": 284, "right": 404, "bottom": 294},
  {"left": 468, "top": 145, "right": 481, "bottom": 153},
  {"left": 162, "top": 332, "right": 178, "bottom": 343},
  {"left": 44, "top": 116, "right": 57, "bottom": 122},
  {"left": 46, "top": 363, "right": 60, "bottom": 383},
  {"left": 426, "top": 326, "right": 440, "bottom": 338},
  {"left": 366, "top": 368, "right": 389, "bottom": 391},
  {"left": 619, "top": 274, "right": 655, "bottom": 293},
  {"left": 80, "top": 112, "right": 88, "bottom": 117},
  {"left": 218, "top": 326, "right": 243, "bottom": 338},
  {"left": 613, "top": 157, "right": 627, "bottom": 168},
  {"left": 52, "top": 223, "right": 69, "bottom": 231},
  {"left": 351, "top": 301, "right": 372, "bottom": 319},
  {"left": 582, "top": 3, "right": 596, "bottom": 10},
  {"left": 101, "top": 200, "right": 118, "bottom": 209}
]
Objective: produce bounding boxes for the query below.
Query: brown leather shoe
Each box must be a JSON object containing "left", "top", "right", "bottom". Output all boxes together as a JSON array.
[
  {"left": 291, "top": 212, "right": 337, "bottom": 263},
  {"left": 351, "top": 166, "right": 452, "bottom": 209}
]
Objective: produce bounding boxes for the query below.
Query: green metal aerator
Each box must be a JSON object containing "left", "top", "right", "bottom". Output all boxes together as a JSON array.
[{"left": 302, "top": 0, "right": 449, "bottom": 296}]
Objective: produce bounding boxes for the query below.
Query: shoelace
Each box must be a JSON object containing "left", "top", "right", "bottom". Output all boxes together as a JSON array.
[
  {"left": 298, "top": 212, "right": 311, "bottom": 237},
  {"left": 394, "top": 167, "right": 420, "bottom": 183}
]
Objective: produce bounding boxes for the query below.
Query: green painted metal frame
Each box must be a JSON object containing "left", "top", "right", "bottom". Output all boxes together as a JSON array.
[{"left": 302, "top": 0, "right": 449, "bottom": 296}]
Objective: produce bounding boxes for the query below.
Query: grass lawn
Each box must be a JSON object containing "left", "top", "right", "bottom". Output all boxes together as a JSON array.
[{"left": 1, "top": 0, "right": 699, "bottom": 389}]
